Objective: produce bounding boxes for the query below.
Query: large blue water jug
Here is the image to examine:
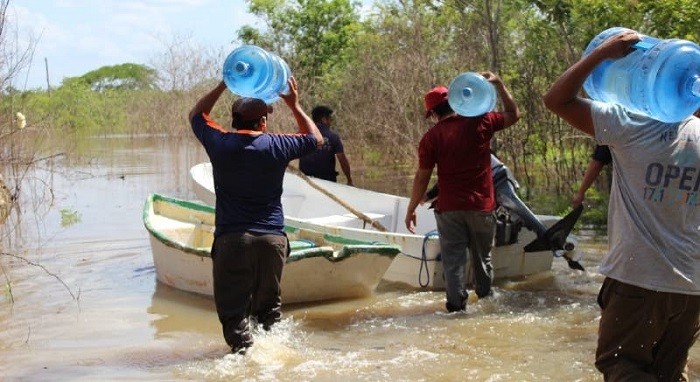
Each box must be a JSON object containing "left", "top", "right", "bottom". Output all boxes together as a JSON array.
[
  {"left": 583, "top": 27, "right": 700, "bottom": 123},
  {"left": 222, "top": 45, "right": 291, "bottom": 104},
  {"left": 447, "top": 72, "right": 497, "bottom": 117}
]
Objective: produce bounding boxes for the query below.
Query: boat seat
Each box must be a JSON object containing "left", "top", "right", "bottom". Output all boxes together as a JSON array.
[
  {"left": 188, "top": 222, "right": 215, "bottom": 248},
  {"left": 305, "top": 212, "right": 386, "bottom": 230},
  {"left": 289, "top": 239, "right": 316, "bottom": 251}
]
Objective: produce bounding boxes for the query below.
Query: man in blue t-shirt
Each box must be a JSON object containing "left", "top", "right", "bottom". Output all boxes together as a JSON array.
[
  {"left": 299, "top": 105, "right": 353, "bottom": 185},
  {"left": 189, "top": 77, "right": 322, "bottom": 355}
]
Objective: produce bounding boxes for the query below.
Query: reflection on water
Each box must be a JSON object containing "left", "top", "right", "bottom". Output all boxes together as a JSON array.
[
  {"left": 148, "top": 282, "right": 219, "bottom": 339},
  {"left": 0, "top": 136, "right": 697, "bottom": 381}
]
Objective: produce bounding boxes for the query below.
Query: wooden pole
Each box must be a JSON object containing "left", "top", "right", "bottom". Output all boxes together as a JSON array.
[
  {"left": 44, "top": 57, "right": 51, "bottom": 96},
  {"left": 287, "top": 165, "right": 388, "bottom": 232}
]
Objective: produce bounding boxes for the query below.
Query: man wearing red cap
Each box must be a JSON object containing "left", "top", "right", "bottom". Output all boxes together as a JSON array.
[
  {"left": 189, "top": 77, "right": 322, "bottom": 354},
  {"left": 405, "top": 71, "right": 520, "bottom": 312}
]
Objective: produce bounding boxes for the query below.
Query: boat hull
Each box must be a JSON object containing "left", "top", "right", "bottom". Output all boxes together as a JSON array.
[
  {"left": 144, "top": 193, "right": 400, "bottom": 304},
  {"left": 191, "top": 163, "right": 560, "bottom": 290}
]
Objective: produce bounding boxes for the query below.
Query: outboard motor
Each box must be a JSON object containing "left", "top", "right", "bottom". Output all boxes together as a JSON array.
[
  {"left": 492, "top": 155, "right": 523, "bottom": 246},
  {"left": 491, "top": 154, "right": 584, "bottom": 270},
  {"left": 492, "top": 155, "right": 549, "bottom": 242},
  {"left": 426, "top": 153, "right": 585, "bottom": 271}
]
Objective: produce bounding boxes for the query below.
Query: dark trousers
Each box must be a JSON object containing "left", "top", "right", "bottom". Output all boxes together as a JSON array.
[
  {"left": 596, "top": 277, "right": 700, "bottom": 381},
  {"left": 434, "top": 210, "right": 496, "bottom": 310},
  {"left": 211, "top": 231, "right": 288, "bottom": 350}
]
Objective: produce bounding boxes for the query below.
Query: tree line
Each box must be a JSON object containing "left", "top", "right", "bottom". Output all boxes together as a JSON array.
[{"left": 1, "top": 0, "right": 699, "bottom": 226}]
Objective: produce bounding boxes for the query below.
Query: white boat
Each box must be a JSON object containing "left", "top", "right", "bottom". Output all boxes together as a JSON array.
[
  {"left": 190, "top": 162, "right": 580, "bottom": 290},
  {"left": 143, "top": 193, "right": 401, "bottom": 304}
]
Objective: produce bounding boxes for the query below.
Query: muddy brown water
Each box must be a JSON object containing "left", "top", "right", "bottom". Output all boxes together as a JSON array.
[{"left": 0, "top": 135, "right": 697, "bottom": 381}]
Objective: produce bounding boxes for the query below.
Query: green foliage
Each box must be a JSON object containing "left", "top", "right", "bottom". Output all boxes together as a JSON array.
[
  {"left": 570, "top": 0, "right": 643, "bottom": 42},
  {"left": 2, "top": 0, "right": 698, "bottom": 237},
  {"left": 237, "top": 26, "right": 272, "bottom": 48},
  {"left": 579, "top": 186, "right": 609, "bottom": 226},
  {"left": 48, "top": 79, "right": 96, "bottom": 131},
  {"left": 637, "top": 0, "right": 700, "bottom": 41},
  {"left": 1, "top": 87, "right": 167, "bottom": 135},
  {"left": 239, "top": 0, "right": 361, "bottom": 84},
  {"left": 363, "top": 148, "right": 383, "bottom": 166},
  {"left": 64, "top": 63, "right": 158, "bottom": 92},
  {"left": 535, "top": 0, "right": 699, "bottom": 45},
  {"left": 60, "top": 209, "right": 81, "bottom": 227}
]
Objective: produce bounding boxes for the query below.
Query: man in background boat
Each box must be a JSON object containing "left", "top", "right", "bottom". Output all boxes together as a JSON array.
[
  {"left": 572, "top": 144, "right": 612, "bottom": 209},
  {"left": 299, "top": 105, "right": 354, "bottom": 186},
  {"left": 189, "top": 77, "right": 322, "bottom": 354},
  {"left": 404, "top": 72, "right": 521, "bottom": 312},
  {"left": 543, "top": 31, "right": 700, "bottom": 381}
]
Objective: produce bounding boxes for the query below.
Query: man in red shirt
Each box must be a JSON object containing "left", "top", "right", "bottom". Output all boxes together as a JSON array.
[{"left": 405, "top": 72, "right": 520, "bottom": 312}]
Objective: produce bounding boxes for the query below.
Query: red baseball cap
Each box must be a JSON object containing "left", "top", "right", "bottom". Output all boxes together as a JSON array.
[{"left": 424, "top": 86, "right": 448, "bottom": 118}]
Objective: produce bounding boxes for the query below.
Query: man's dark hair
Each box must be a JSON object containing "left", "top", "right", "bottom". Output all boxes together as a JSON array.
[
  {"left": 312, "top": 105, "right": 333, "bottom": 123},
  {"left": 232, "top": 118, "right": 263, "bottom": 131},
  {"left": 230, "top": 97, "right": 268, "bottom": 131},
  {"left": 432, "top": 102, "right": 454, "bottom": 118}
]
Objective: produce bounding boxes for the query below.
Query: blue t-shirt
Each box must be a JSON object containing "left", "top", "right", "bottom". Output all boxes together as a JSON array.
[
  {"left": 592, "top": 144, "right": 612, "bottom": 165},
  {"left": 191, "top": 113, "right": 318, "bottom": 236},
  {"left": 299, "top": 123, "right": 344, "bottom": 181}
]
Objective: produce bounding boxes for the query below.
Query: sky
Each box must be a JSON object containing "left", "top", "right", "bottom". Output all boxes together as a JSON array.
[{"left": 11, "top": 0, "right": 261, "bottom": 90}]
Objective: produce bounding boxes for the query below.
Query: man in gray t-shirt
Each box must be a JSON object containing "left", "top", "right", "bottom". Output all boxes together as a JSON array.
[{"left": 543, "top": 30, "right": 700, "bottom": 381}]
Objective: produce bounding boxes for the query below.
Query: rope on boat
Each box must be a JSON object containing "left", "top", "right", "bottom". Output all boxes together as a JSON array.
[
  {"left": 419, "top": 230, "right": 440, "bottom": 288},
  {"left": 286, "top": 164, "right": 389, "bottom": 232}
]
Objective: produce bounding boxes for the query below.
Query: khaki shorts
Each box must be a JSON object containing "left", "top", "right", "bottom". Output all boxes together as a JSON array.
[{"left": 595, "top": 277, "right": 700, "bottom": 381}]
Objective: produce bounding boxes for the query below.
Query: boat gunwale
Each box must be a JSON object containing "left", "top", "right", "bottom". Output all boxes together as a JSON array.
[{"left": 144, "top": 193, "right": 402, "bottom": 263}]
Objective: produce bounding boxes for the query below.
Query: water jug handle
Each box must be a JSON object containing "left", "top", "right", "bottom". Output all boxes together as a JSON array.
[{"left": 632, "top": 41, "right": 654, "bottom": 51}]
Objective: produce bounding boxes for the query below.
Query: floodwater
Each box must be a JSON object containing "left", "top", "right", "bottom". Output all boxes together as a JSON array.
[{"left": 0, "top": 135, "right": 697, "bottom": 381}]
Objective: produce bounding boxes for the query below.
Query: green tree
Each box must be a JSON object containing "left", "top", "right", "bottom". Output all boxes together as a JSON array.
[
  {"left": 50, "top": 79, "right": 99, "bottom": 131},
  {"left": 238, "top": 0, "right": 361, "bottom": 84},
  {"left": 638, "top": 0, "right": 700, "bottom": 41},
  {"left": 63, "top": 63, "right": 158, "bottom": 92}
]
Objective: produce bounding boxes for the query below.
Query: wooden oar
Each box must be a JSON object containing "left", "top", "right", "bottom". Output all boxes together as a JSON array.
[{"left": 286, "top": 164, "right": 388, "bottom": 232}]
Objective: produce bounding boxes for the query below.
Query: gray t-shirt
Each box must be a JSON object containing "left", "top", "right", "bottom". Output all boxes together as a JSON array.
[{"left": 592, "top": 101, "right": 700, "bottom": 295}]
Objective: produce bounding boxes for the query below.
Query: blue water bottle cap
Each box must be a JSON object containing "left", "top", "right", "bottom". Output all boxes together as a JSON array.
[
  {"left": 693, "top": 77, "right": 700, "bottom": 97},
  {"left": 447, "top": 72, "right": 497, "bottom": 117}
]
